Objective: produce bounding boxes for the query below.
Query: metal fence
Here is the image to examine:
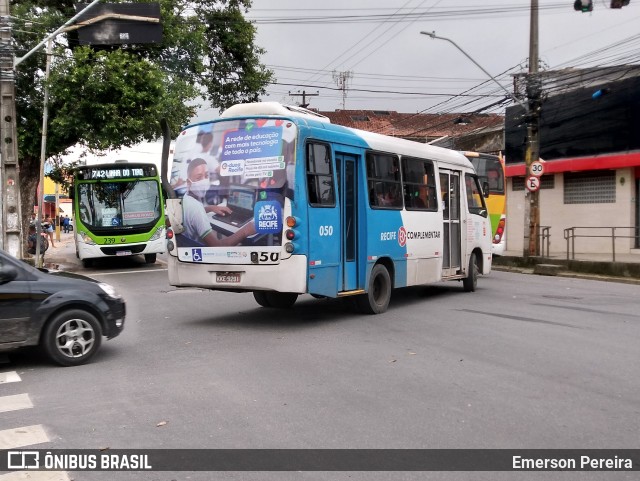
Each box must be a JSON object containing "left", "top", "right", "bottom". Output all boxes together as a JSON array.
[
  {"left": 564, "top": 226, "right": 640, "bottom": 262},
  {"left": 539, "top": 226, "right": 551, "bottom": 258}
]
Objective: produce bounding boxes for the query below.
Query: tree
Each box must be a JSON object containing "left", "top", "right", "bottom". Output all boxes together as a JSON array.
[{"left": 11, "top": 0, "right": 273, "bottom": 250}]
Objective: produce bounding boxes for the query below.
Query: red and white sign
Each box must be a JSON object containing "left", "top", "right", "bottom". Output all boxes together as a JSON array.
[
  {"left": 529, "top": 161, "right": 544, "bottom": 177},
  {"left": 526, "top": 176, "right": 540, "bottom": 192}
]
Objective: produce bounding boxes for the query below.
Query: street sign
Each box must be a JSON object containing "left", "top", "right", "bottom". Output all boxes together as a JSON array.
[
  {"left": 526, "top": 176, "right": 540, "bottom": 192},
  {"left": 530, "top": 161, "right": 544, "bottom": 177}
]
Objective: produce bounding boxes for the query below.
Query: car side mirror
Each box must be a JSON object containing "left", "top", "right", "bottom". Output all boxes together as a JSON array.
[{"left": 0, "top": 265, "right": 19, "bottom": 284}]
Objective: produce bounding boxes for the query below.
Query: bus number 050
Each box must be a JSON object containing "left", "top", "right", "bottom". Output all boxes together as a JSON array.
[
  {"left": 319, "top": 225, "right": 334, "bottom": 236},
  {"left": 259, "top": 252, "right": 279, "bottom": 262}
]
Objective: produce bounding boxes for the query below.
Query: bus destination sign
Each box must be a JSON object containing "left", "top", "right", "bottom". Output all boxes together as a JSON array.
[{"left": 78, "top": 165, "right": 157, "bottom": 181}]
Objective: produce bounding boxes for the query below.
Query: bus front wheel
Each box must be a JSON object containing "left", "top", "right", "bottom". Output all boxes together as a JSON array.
[
  {"left": 144, "top": 253, "right": 157, "bottom": 264},
  {"left": 463, "top": 252, "right": 478, "bottom": 292},
  {"left": 356, "top": 264, "right": 391, "bottom": 314}
]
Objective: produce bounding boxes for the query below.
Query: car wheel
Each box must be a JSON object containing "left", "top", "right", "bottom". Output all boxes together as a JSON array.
[
  {"left": 42, "top": 309, "right": 103, "bottom": 366},
  {"left": 144, "top": 253, "right": 157, "bottom": 264},
  {"left": 356, "top": 263, "right": 391, "bottom": 314},
  {"left": 463, "top": 252, "right": 478, "bottom": 292}
]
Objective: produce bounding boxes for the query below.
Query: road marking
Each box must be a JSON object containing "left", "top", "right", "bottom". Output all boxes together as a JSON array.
[
  {"left": 0, "top": 394, "right": 33, "bottom": 413},
  {"left": 0, "top": 472, "right": 71, "bottom": 481},
  {"left": 0, "top": 425, "right": 48, "bottom": 449},
  {"left": 0, "top": 371, "right": 21, "bottom": 384},
  {"left": 90, "top": 268, "right": 168, "bottom": 276}
]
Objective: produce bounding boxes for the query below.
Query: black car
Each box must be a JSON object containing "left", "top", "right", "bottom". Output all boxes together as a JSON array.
[{"left": 0, "top": 249, "right": 125, "bottom": 366}]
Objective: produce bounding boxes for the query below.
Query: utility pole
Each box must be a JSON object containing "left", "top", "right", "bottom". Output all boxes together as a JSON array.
[
  {"left": 523, "top": 0, "right": 541, "bottom": 258},
  {"left": 289, "top": 90, "right": 319, "bottom": 109},
  {"left": 0, "top": 2, "right": 21, "bottom": 257}
]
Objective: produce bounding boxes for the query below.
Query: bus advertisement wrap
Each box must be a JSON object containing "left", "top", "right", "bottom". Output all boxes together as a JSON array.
[{"left": 169, "top": 119, "right": 296, "bottom": 252}]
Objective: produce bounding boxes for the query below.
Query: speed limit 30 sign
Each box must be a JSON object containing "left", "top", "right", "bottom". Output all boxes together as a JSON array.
[
  {"left": 530, "top": 161, "right": 544, "bottom": 177},
  {"left": 526, "top": 175, "right": 540, "bottom": 192}
]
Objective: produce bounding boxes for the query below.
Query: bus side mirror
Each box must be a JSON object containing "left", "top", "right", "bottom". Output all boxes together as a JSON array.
[{"left": 482, "top": 181, "right": 490, "bottom": 198}]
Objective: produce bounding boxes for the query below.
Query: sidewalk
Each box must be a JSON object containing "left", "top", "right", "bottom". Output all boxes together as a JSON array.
[
  {"left": 493, "top": 249, "right": 640, "bottom": 284},
  {"left": 39, "top": 230, "right": 82, "bottom": 272}
]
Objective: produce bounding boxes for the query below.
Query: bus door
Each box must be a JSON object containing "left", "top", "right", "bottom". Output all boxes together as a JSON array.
[
  {"left": 439, "top": 170, "right": 462, "bottom": 276},
  {"left": 335, "top": 153, "right": 359, "bottom": 291},
  {"left": 306, "top": 142, "right": 342, "bottom": 297}
]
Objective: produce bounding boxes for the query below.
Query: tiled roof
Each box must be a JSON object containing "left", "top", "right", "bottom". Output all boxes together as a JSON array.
[{"left": 317, "top": 109, "right": 504, "bottom": 141}]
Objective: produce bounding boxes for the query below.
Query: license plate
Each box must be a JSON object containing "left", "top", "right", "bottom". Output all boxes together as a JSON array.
[
  {"left": 216, "top": 272, "right": 241, "bottom": 283},
  {"left": 116, "top": 250, "right": 132, "bottom": 256}
]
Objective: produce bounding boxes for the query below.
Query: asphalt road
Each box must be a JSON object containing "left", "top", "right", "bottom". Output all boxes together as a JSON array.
[{"left": 2, "top": 269, "right": 639, "bottom": 481}]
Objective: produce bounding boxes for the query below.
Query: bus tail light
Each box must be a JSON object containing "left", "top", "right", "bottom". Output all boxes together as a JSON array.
[
  {"left": 286, "top": 229, "right": 295, "bottom": 240},
  {"left": 166, "top": 228, "right": 174, "bottom": 239},
  {"left": 493, "top": 217, "right": 506, "bottom": 244},
  {"left": 285, "top": 243, "right": 295, "bottom": 253},
  {"left": 286, "top": 216, "right": 298, "bottom": 228}
]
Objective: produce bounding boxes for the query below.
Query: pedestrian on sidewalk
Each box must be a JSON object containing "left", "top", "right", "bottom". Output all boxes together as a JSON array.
[
  {"left": 43, "top": 215, "right": 56, "bottom": 248},
  {"left": 62, "top": 215, "right": 70, "bottom": 234}
]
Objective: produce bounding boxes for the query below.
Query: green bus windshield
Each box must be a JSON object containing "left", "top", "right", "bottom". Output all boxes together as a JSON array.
[{"left": 78, "top": 180, "right": 162, "bottom": 229}]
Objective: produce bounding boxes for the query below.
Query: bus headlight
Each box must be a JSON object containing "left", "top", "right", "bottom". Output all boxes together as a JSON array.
[
  {"left": 78, "top": 231, "right": 96, "bottom": 245},
  {"left": 149, "top": 226, "right": 165, "bottom": 241}
]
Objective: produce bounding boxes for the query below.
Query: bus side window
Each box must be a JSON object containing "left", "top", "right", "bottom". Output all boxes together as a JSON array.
[
  {"left": 306, "top": 142, "right": 335, "bottom": 207},
  {"left": 367, "top": 152, "right": 403, "bottom": 209},
  {"left": 401, "top": 157, "right": 437, "bottom": 211},
  {"left": 465, "top": 173, "right": 487, "bottom": 217}
]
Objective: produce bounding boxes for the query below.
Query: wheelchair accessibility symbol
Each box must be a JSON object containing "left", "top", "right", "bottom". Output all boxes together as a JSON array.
[{"left": 192, "top": 248, "right": 203, "bottom": 262}]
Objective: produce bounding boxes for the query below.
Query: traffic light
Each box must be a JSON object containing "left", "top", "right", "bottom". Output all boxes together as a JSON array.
[
  {"left": 574, "top": 0, "right": 593, "bottom": 11},
  {"left": 610, "top": 0, "right": 630, "bottom": 7}
]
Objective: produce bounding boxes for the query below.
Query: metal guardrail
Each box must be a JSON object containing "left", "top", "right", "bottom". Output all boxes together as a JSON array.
[{"left": 564, "top": 226, "right": 640, "bottom": 262}]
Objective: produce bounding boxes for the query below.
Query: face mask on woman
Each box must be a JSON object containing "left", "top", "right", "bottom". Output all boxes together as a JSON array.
[{"left": 188, "top": 178, "right": 210, "bottom": 199}]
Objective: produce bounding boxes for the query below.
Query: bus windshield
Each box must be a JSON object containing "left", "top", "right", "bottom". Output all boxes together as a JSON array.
[
  {"left": 469, "top": 155, "right": 504, "bottom": 195},
  {"left": 78, "top": 180, "right": 161, "bottom": 229}
]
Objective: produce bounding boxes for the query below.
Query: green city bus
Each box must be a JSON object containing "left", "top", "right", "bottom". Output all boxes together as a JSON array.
[{"left": 71, "top": 161, "right": 165, "bottom": 268}]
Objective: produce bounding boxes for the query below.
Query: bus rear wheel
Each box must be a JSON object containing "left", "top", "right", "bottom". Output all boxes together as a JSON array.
[
  {"left": 463, "top": 252, "right": 478, "bottom": 292},
  {"left": 266, "top": 292, "right": 298, "bottom": 309},
  {"left": 253, "top": 291, "right": 272, "bottom": 308},
  {"left": 356, "top": 264, "right": 391, "bottom": 314},
  {"left": 253, "top": 291, "right": 298, "bottom": 309},
  {"left": 144, "top": 253, "right": 157, "bottom": 264}
]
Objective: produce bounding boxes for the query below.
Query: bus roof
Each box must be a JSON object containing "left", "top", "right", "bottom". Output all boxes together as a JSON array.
[
  {"left": 221, "top": 102, "right": 331, "bottom": 123},
  {"left": 213, "top": 102, "right": 473, "bottom": 170}
]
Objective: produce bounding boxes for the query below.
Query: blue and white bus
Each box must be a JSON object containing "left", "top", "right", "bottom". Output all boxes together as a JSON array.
[{"left": 162, "top": 102, "right": 492, "bottom": 314}]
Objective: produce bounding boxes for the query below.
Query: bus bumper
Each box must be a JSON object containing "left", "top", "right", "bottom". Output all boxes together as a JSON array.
[
  {"left": 167, "top": 255, "right": 308, "bottom": 293},
  {"left": 76, "top": 236, "right": 165, "bottom": 260}
]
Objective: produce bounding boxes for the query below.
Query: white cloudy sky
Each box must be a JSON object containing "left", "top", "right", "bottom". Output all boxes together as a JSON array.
[
  {"left": 206, "top": 0, "right": 640, "bottom": 117},
  {"left": 78, "top": 1, "right": 640, "bottom": 163}
]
